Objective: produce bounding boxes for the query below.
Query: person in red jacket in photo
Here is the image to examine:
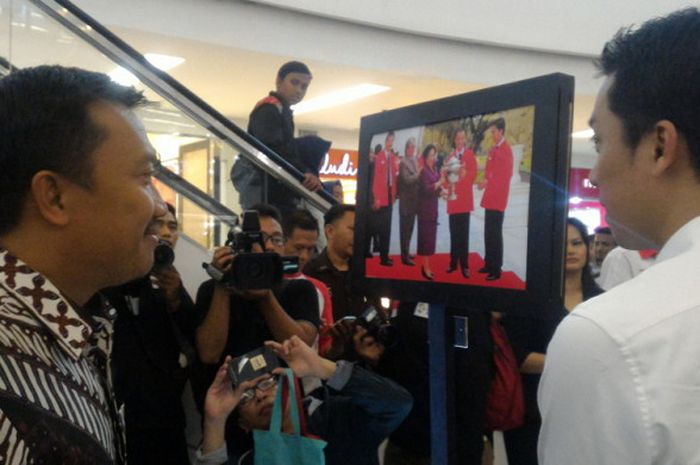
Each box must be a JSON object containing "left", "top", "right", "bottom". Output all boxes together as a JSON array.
[
  {"left": 443, "top": 128, "right": 478, "bottom": 278},
  {"left": 478, "top": 118, "right": 513, "bottom": 280},
  {"left": 371, "top": 131, "right": 400, "bottom": 266}
]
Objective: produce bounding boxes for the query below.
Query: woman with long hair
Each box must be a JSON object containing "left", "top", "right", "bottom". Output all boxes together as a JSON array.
[
  {"left": 416, "top": 144, "right": 445, "bottom": 280},
  {"left": 502, "top": 217, "right": 603, "bottom": 465}
]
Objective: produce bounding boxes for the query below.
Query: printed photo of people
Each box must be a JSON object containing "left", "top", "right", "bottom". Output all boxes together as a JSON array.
[{"left": 364, "top": 105, "right": 535, "bottom": 290}]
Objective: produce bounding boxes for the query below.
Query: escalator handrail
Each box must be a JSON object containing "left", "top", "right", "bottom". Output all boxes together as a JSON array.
[
  {"left": 30, "top": 0, "right": 336, "bottom": 211},
  {"left": 154, "top": 165, "right": 239, "bottom": 229}
]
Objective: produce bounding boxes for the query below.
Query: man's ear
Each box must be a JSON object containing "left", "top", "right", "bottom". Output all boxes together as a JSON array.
[
  {"left": 324, "top": 223, "right": 334, "bottom": 240},
  {"left": 650, "top": 120, "right": 680, "bottom": 176},
  {"left": 30, "top": 170, "right": 72, "bottom": 226}
]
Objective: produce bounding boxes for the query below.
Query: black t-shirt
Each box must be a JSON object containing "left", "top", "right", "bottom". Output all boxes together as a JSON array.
[
  {"left": 304, "top": 248, "right": 367, "bottom": 320},
  {"left": 195, "top": 278, "right": 320, "bottom": 362}
]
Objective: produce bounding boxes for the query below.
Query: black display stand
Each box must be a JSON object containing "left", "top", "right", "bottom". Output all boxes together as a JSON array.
[{"left": 429, "top": 303, "right": 453, "bottom": 465}]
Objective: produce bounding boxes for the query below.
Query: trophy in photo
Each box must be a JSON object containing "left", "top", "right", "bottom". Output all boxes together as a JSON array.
[{"left": 445, "top": 156, "right": 462, "bottom": 201}]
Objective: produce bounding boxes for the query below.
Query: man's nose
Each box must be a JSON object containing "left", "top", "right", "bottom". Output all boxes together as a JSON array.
[
  {"left": 149, "top": 183, "right": 168, "bottom": 218},
  {"left": 158, "top": 223, "right": 172, "bottom": 240},
  {"left": 588, "top": 163, "right": 599, "bottom": 187}
]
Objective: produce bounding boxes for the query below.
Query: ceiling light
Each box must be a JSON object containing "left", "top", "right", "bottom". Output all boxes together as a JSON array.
[
  {"left": 292, "top": 84, "right": 390, "bottom": 115},
  {"left": 144, "top": 53, "right": 185, "bottom": 71},
  {"left": 108, "top": 53, "right": 185, "bottom": 87},
  {"left": 109, "top": 67, "right": 139, "bottom": 86},
  {"left": 572, "top": 129, "right": 594, "bottom": 139}
]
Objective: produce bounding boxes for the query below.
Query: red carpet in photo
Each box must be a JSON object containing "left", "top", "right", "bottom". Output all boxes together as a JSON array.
[{"left": 365, "top": 252, "right": 525, "bottom": 290}]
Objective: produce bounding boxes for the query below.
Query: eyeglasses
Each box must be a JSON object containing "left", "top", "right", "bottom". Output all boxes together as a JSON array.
[
  {"left": 262, "top": 233, "right": 285, "bottom": 247},
  {"left": 239, "top": 375, "right": 279, "bottom": 405}
]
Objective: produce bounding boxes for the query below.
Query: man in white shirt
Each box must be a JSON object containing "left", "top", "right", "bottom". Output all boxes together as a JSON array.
[
  {"left": 596, "top": 246, "right": 655, "bottom": 290},
  {"left": 538, "top": 8, "right": 700, "bottom": 465}
]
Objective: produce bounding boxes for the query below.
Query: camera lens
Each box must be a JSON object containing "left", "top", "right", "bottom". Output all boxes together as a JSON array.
[{"left": 246, "top": 260, "right": 264, "bottom": 278}]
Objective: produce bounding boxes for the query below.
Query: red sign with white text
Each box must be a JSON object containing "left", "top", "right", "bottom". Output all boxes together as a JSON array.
[
  {"left": 319, "top": 149, "right": 358, "bottom": 179},
  {"left": 569, "top": 168, "right": 598, "bottom": 199}
]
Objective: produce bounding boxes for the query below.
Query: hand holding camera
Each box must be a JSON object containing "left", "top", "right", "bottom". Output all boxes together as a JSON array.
[
  {"left": 266, "top": 335, "right": 337, "bottom": 380},
  {"left": 203, "top": 211, "right": 298, "bottom": 293},
  {"left": 151, "top": 266, "right": 184, "bottom": 312},
  {"left": 326, "top": 306, "right": 394, "bottom": 363},
  {"left": 202, "top": 356, "right": 264, "bottom": 454},
  {"left": 151, "top": 240, "right": 183, "bottom": 311},
  {"left": 205, "top": 356, "right": 254, "bottom": 423},
  {"left": 353, "top": 326, "right": 385, "bottom": 364}
]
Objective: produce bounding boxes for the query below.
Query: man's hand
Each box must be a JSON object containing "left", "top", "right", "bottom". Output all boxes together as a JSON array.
[
  {"left": 477, "top": 180, "right": 487, "bottom": 191},
  {"left": 325, "top": 318, "right": 356, "bottom": 360},
  {"left": 204, "top": 356, "right": 252, "bottom": 424},
  {"left": 151, "top": 265, "right": 183, "bottom": 312},
  {"left": 236, "top": 288, "right": 272, "bottom": 302},
  {"left": 302, "top": 173, "right": 322, "bottom": 192},
  {"left": 266, "top": 335, "right": 336, "bottom": 380},
  {"left": 202, "top": 357, "right": 258, "bottom": 454},
  {"left": 353, "top": 326, "right": 385, "bottom": 364},
  {"left": 211, "top": 246, "right": 235, "bottom": 274}
]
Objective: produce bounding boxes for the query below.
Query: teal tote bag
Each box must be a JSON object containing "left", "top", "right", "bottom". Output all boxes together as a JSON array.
[{"left": 253, "top": 369, "right": 327, "bottom": 465}]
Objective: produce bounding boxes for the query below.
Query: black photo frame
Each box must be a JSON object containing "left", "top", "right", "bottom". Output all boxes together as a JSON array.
[{"left": 352, "top": 73, "right": 574, "bottom": 315}]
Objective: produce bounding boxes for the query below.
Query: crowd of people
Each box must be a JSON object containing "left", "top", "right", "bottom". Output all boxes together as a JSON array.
[{"left": 0, "top": 6, "right": 698, "bottom": 465}]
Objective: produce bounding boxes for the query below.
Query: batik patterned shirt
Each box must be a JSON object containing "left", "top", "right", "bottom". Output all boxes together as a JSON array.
[{"left": 0, "top": 248, "right": 125, "bottom": 464}]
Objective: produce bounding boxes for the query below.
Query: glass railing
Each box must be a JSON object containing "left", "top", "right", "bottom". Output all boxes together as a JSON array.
[{"left": 1, "top": 0, "right": 334, "bottom": 250}]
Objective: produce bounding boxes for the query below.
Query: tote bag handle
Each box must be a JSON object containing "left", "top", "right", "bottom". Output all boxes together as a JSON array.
[{"left": 269, "top": 369, "right": 304, "bottom": 435}]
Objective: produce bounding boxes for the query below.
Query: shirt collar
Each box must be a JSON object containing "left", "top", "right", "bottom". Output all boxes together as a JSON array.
[
  {"left": 269, "top": 91, "right": 291, "bottom": 109},
  {"left": 0, "top": 247, "right": 112, "bottom": 361},
  {"left": 655, "top": 215, "right": 700, "bottom": 264}
]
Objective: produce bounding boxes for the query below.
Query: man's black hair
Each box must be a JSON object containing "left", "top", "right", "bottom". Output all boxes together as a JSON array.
[
  {"left": 0, "top": 65, "right": 146, "bottom": 235},
  {"left": 324, "top": 204, "right": 355, "bottom": 226},
  {"left": 594, "top": 226, "right": 613, "bottom": 236},
  {"left": 248, "top": 203, "right": 282, "bottom": 224},
  {"left": 489, "top": 117, "right": 506, "bottom": 132},
  {"left": 597, "top": 8, "right": 700, "bottom": 172},
  {"left": 283, "top": 209, "right": 319, "bottom": 237},
  {"left": 277, "top": 61, "right": 312, "bottom": 80}
]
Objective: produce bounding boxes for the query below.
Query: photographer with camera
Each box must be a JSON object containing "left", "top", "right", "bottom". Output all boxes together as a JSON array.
[
  {"left": 195, "top": 204, "right": 319, "bottom": 365},
  {"left": 194, "top": 204, "right": 320, "bottom": 452},
  {"left": 196, "top": 335, "right": 412, "bottom": 465},
  {"left": 325, "top": 306, "right": 395, "bottom": 366},
  {"left": 105, "top": 203, "right": 199, "bottom": 465}
]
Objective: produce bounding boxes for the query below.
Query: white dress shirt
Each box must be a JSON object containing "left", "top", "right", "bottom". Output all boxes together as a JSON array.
[
  {"left": 538, "top": 215, "right": 700, "bottom": 465},
  {"left": 597, "top": 246, "right": 655, "bottom": 290}
]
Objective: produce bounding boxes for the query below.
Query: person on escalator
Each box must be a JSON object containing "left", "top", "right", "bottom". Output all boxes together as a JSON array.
[{"left": 231, "top": 61, "right": 326, "bottom": 217}]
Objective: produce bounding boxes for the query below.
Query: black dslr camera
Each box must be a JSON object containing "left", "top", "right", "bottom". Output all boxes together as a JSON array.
[
  {"left": 212, "top": 210, "right": 299, "bottom": 290},
  {"left": 343, "top": 306, "right": 398, "bottom": 348}
]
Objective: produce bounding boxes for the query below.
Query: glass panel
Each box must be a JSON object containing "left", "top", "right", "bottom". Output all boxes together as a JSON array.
[{"left": 4, "top": 0, "right": 333, "bottom": 250}]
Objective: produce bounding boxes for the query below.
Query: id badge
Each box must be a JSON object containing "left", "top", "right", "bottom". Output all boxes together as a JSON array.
[
  {"left": 414, "top": 302, "right": 430, "bottom": 319},
  {"left": 453, "top": 315, "right": 469, "bottom": 349}
]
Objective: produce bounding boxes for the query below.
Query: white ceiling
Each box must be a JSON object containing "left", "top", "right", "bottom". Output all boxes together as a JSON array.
[
  {"left": 251, "top": 0, "right": 696, "bottom": 56},
  {"left": 7, "top": 0, "right": 692, "bottom": 164}
]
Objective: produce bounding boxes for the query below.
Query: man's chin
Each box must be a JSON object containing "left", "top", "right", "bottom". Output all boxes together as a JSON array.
[{"left": 608, "top": 219, "right": 655, "bottom": 250}]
